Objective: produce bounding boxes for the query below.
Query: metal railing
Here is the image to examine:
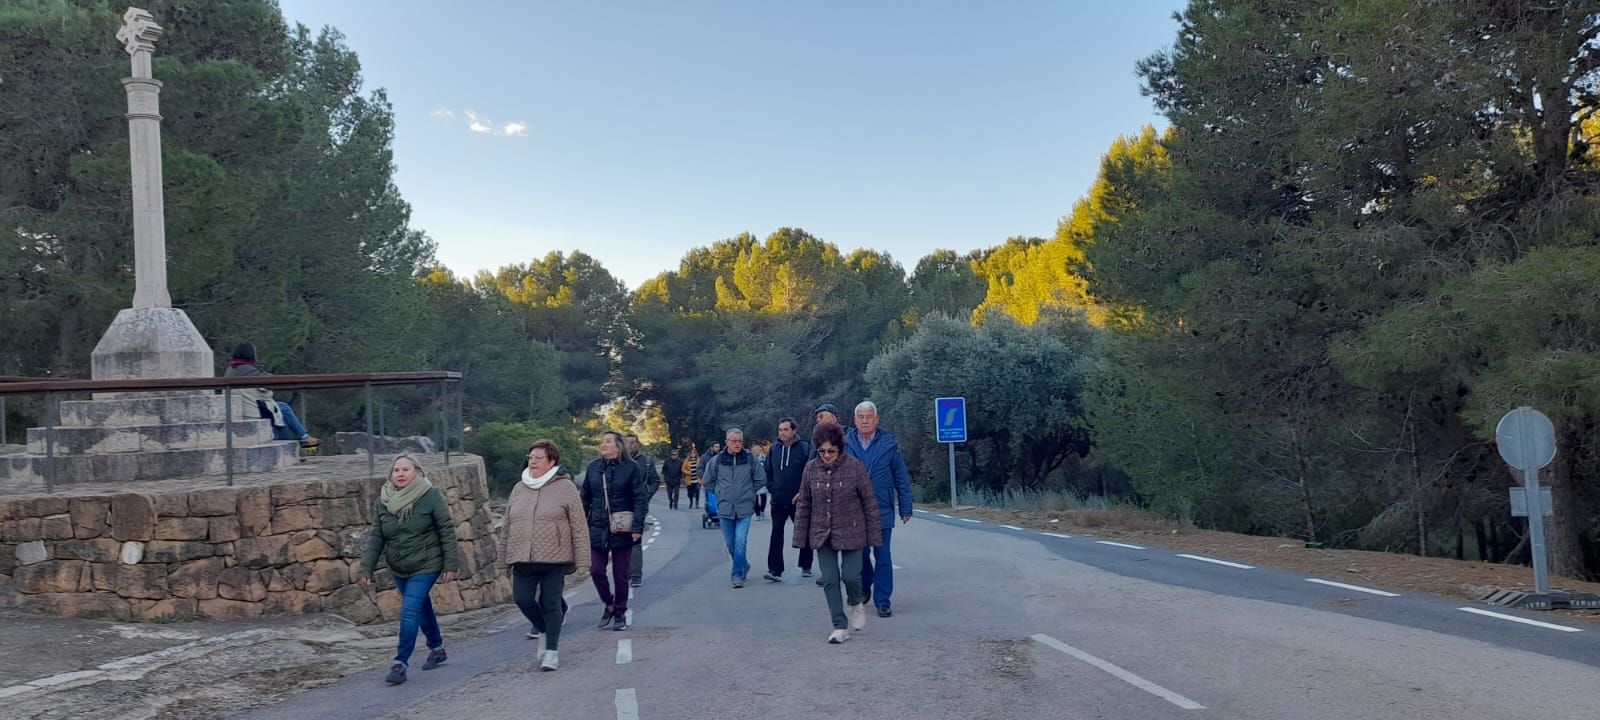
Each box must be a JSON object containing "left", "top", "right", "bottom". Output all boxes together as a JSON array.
[{"left": 0, "top": 371, "right": 463, "bottom": 491}]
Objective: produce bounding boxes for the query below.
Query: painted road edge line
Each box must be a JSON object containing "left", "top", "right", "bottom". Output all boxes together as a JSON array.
[
  {"left": 1176, "top": 554, "right": 1254, "bottom": 570},
  {"left": 1041, "top": 532, "right": 1073, "bottom": 539},
  {"left": 1000, "top": 524, "right": 1024, "bottom": 531},
  {"left": 1304, "top": 578, "right": 1400, "bottom": 597},
  {"left": 936, "top": 513, "right": 953, "bottom": 518},
  {"left": 1096, "top": 540, "right": 1147, "bottom": 550},
  {"left": 1031, "top": 633, "right": 1204, "bottom": 710},
  {"left": 616, "top": 639, "right": 633, "bottom": 664},
  {"left": 1458, "top": 607, "right": 1582, "bottom": 633},
  {"left": 616, "top": 688, "right": 640, "bottom": 720},
  {"left": 959, "top": 518, "right": 982, "bottom": 524}
]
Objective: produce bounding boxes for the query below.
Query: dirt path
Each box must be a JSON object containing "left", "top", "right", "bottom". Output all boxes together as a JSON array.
[{"left": 944, "top": 505, "right": 1600, "bottom": 626}]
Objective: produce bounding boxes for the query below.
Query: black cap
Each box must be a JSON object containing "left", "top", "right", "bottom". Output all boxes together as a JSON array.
[{"left": 813, "top": 403, "right": 840, "bottom": 417}]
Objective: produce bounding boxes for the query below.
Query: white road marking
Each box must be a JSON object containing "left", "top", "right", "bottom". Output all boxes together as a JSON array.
[
  {"left": 1458, "top": 607, "right": 1582, "bottom": 633},
  {"left": 1176, "top": 554, "right": 1255, "bottom": 570},
  {"left": 1048, "top": 519, "right": 1061, "bottom": 523},
  {"left": 959, "top": 518, "right": 982, "bottom": 524},
  {"left": 1096, "top": 540, "right": 1147, "bottom": 550},
  {"left": 1000, "top": 524, "right": 1024, "bottom": 531},
  {"left": 97, "top": 628, "right": 272, "bottom": 671},
  {"left": 1031, "top": 634, "right": 1204, "bottom": 710},
  {"left": 616, "top": 688, "right": 640, "bottom": 720},
  {"left": 563, "top": 589, "right": 581, "bottom": 601},
  {"left": 936, "top": 513, "right": 953, "bottom": 519},
  {"left": 892, "top": 565, "right": 904, "bottom": 570},
  {"left": 914, "top": 509, "right": 929, "bottom": 514},
  {"left": 625, "top": 609, "right": 634, "bottom": 625},
  {"left": 616, "top": 639, "right": 633, "bottom": 664},
  {"left": 28, "top": 670, "right": 104, "bottom": 687},
  {"left": 1041, "top": 532, "right": 1073, "bottom": 539},
  {"left": 1305, "top": 579, "right": 1400, "bottom": 597},
  {"left": 0, "top": 685, "right": 37, "bottom": 699}
]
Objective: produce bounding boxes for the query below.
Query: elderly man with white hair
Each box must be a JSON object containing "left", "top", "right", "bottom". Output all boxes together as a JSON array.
[
  {"left": 845, "top": 401, "right": 914, "bottom": 617},
  {"left": 701, "top": 427, "right": 767, "bottom": 588}
]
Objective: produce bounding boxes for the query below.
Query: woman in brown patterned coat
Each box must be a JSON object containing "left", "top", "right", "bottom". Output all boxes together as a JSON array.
[
  {"left": 503, "top": 440, "right": 586, "bottom": 671},
  {"left": 793, "top": 420, "right": 883, "bottom": 644}
]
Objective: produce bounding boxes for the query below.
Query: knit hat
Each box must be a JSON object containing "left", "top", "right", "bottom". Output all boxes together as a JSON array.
[{"left": 813, "top": 403, "right": 840, "bottom": 418}]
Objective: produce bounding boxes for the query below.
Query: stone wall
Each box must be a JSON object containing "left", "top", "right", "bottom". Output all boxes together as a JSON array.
[{"left": 0, "top": 457, "right": 509, "bottom": 623}]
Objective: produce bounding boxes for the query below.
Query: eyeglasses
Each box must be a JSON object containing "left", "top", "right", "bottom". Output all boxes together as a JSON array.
[
  {"left": 527, "top": 455, "right": 547, "bottom": 462},
  {"left": 818, "top": 447, "right": 840, "bottom": 456}
]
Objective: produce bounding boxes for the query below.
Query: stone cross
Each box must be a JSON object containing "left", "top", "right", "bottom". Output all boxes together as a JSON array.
[{"left": 117, "top": 7, "right": 171, "bottom": 309}]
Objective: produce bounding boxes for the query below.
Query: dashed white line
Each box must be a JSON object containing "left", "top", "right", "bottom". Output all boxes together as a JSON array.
[
  {"left": 936, "top": 513, "right": 953, "bottom": 519},
  {"left": 959, "top": 518, "right": 982, "bottom": 524},
  {"left": 1031, "top": 634, "right": 1204, "bottom": 710},
  {"left": 1041, "top": 532, "right": 1074, "bottom": 539},
  {"left": 1096, "top": 540, "right": 1147, "bottom": 550},
  {"left": 914, "top": 509, "right": 929, "bottom": 514},
  {"left": 616, "top": 639, "right": 633, "bottom": 664},
  {"left": 892, "top": 564, "right": 904, "bottom": 570},
  {"left": 0, "top": 685, "right": 37, "bottom": 699},
  {"left": 27, "top": 670, "right": 103, "bottom": 687},
  {"left": 1176, "top": 554, "right": 1255, "bottom": 570},
  {"left": 616, "top": 688, "right": 640, "bottom": 720},
  {"left": 625, "top": 609, "right": 634, "bottom": 625},
  {"left": 98, "top": 628, "right": 272, "bottom": 671},
  {"left": 1458, "top": 607, "right": 1582, "bottom": 633},
  {"left": 1000, "top": 524, "right": 1024, "bottom": 531},
  {"left": 1305, "top": 579, "right": 1400, "bottom": 597}
]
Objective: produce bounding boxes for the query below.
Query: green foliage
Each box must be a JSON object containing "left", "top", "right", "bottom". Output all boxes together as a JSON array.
[{"left": 467, "top": 422, "right": 586, "bottom": 497}]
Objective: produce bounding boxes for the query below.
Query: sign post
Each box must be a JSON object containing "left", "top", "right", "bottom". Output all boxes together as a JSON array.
[
  {"left": 1495, "top": 406, "right": 1558, "bottom": 594},
  {"left": 935, "top": 397, "right": 967, "bottom": 509}
]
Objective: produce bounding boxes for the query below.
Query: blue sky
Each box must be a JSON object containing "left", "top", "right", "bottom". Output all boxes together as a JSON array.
[{"left": 275, "top": 1, "right": 1186, "bottom": 289}]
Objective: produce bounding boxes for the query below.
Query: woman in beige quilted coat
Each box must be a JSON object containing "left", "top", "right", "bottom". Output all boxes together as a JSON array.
[{"left": 503, "top": 440, "right": 586, "bottom": 671}]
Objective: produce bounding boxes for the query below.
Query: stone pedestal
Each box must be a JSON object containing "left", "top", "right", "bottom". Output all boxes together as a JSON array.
[{"left": 90, "top": 308, "right": 213, "bottom": 394}]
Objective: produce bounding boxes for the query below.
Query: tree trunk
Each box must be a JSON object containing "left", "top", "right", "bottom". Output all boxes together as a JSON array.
[{"left": 1540, "top": 445, "right": 1592, "bottom": 581}]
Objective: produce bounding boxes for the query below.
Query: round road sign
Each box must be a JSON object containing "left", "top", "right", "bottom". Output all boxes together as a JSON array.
[{"left": 1495, "top": 406, "right": 1557, "bottom": 471}]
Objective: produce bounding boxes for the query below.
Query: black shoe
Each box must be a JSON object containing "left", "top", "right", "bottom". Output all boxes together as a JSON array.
[
  {"left": 816, "top": 577, "right": 825, "bottom": 586},
  {"left": 877, "top": 604, "right": 892, "bottom": 618},
  {"left": 385, "top": 661, "right": 407, "bottom": 685},
  {"left": 763, "top": 572, "right": 782, "bottom": 583},
  {"left": 801, "top": 569, "right": 814, "bottom": 578},
  {"left": 421, "top": 648, "right": 447, "bottom": 670},
  {"left": 630, "top": 577, "right": 643, "bottom": 588},
  {"left": 612, "top": 619, "right": 629, "bottom": 631},
  {"left": 598, "top": 607, "right": 615, "bottom": 629}
]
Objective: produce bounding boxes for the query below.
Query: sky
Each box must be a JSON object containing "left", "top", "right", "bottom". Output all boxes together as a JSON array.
[{"left": 274, "top": 0, "right": 1187, "bottom": 290}]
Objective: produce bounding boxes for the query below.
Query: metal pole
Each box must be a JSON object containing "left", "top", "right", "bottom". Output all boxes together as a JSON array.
[
  {"left": 439, "top": 381, "right": 449, "bottom": 466},
  {"left": 1, "top": 396, "right": 7, "bottom": 445},
  {"left": 299, "top": 392, "right": 307, "bottom": 433},
  {"left": 1525, "top": 466, "right": 1550, "bottom": 593},
  {"left": 948, "top": 442, "right": 957, "bottom": 509},
  {"left": 43, "top": 391, "right": 56, "bottom": 493},
  {"left": 365, "top": 381, "right": 375, "bottom": 478},
  {"left": 378, "top": 400, "right": 385, "bottom": 441},
  {"left": 224, "top": 388, "right": 234, "bottom": 486}
]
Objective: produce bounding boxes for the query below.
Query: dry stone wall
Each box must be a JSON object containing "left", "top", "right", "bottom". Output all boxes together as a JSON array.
[{"left": 0, "top": 458, "right": 510, "bottom": 623}]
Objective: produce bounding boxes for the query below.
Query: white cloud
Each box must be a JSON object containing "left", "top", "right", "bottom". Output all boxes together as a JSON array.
[{"left": 431, "top": 108, "right": 528, "bottom": 138}]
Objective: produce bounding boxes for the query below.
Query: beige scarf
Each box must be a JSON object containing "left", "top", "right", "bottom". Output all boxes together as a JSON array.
[{"left": 381, "top": 474, "right": 433, "bottom": 521}]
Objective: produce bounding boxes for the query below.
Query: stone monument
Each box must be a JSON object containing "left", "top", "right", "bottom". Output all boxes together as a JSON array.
[{"left": 0, "top": 8, "right": 297, "bottom": 487}]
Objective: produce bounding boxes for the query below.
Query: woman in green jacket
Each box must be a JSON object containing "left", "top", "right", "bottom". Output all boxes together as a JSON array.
[{"left": 358, "top": 454, "right": 461, "bottom": 685}]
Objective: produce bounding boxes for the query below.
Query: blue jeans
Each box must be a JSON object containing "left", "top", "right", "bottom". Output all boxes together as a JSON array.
[
  {"left": 269, "top": 401, "right": 308, "bottom": 441},
  {"left": 861, "top": 527, "right": 894, "bottom": 608},
  {"left": 719, "top": 515, "right": 753, "bottom": 580},
  {"left": 394, "top": 572, "right": 443, "bottom": 664}
]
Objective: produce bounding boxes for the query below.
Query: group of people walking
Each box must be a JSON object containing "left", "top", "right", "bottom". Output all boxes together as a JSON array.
[{"left": 351, "top": 398, "right": 914, "bottom": 685}]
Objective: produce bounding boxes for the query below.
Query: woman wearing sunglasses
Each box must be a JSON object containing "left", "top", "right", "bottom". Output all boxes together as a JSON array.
[{"left": 792, "top": 420, "right": 882, "bottom": 644}]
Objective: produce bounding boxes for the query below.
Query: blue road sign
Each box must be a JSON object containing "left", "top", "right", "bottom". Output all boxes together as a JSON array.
[{"left": 935, "top": 397, "right": 967, "bottom": 443}]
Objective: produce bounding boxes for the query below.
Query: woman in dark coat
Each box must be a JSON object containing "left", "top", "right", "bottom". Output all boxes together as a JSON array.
[
  {"left": 581, "top": 430, "right": 645, "bottom": 631},
  {"left": 793, "top": 421, "right": 882, "bottom": 644}
]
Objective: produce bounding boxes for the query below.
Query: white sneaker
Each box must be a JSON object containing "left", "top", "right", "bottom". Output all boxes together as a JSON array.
[
  {"left": 828, "top": 629, "right": 849, "bottom": 644},
  {"left": 541, "top": 650, "right": 559, "bottom": 671},
  {"left": 850, "top": 603, "right": 867, "bottom": 632}
]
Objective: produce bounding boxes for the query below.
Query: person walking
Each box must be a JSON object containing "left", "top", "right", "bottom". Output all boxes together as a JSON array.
[
  {"left": 701, "top": 429, "right": 764, "bottom": 587},
  {"left": 662, "top": 449, "right": 684, "bottom": 510},
  {"left": 763, "top": 418, "right": 814, "bottom": 582},
  {"left": 626, "top": 434, "right": 660, "bottom": 589},
  {"left": 502, "top": 440, "right": 585, "bottom": 671},
  {"left": 683, "top": 446, "right": 702, "bottom": 509},
  {"left": 224, "top": 342, "right": 319, "bottom": 449},
  {"left": 581, "top": 431, "right": 645, "bottom": 631},
  {"left": 846, "top": 401, "right": 914, "bottom": 618},
  {"left": 813, "top": 402, "right": 841, "bottom": 429},
  {"left": 357, "top": 454, "right": 460, "bottom": 685},
  {"left": 794, "top": 421, "right": 882, "bottom": 644}
]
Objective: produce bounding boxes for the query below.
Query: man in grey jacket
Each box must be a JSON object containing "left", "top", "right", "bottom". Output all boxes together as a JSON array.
[{"left": 701, "top": 428, "right": 765, "bottom": 588}]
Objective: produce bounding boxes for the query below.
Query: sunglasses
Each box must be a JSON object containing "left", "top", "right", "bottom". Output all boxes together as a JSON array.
[{"left": 818, "top": 447, "right": 840, "bottom": 456}]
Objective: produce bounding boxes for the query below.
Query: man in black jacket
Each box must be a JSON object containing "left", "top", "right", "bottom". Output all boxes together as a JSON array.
[
  {"left": 627, "top": 434, "right": 660, "bottom": 588},
  {"left": 762, "top": 418, "right": 814, "bottom": 582}
]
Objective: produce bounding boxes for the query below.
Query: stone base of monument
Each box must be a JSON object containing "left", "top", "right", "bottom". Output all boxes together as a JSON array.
[
  {"left": 90, "top": 308, "right": 214, "bottom": 399},
  {"left": 0, "top": 454, "right": 509, "bottom": 623}
]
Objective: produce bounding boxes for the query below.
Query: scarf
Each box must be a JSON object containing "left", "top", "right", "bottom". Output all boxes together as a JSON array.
[
  {"left": 522, "top": 465, "right": 561, "bottom": 490},
  {"left": 381, "top": 474, "right": 433, "bottom": 521},
  {"left": 228, "top": 359, "right": 254, "bottom": 368}
]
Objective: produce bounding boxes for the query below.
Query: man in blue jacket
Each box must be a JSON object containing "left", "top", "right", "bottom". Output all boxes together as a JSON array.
[{"left": 844, "top": 400, "right": 913, "bottom": 617}]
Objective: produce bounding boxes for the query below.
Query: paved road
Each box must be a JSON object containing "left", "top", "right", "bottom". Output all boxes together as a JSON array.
[{"left": 239, "top": 502, "right": 1600, "bottom": 720}]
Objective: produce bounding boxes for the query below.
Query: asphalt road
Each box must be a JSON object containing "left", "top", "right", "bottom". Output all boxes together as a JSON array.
[{"left": 237, "top": 502, "right": 1600, "bottom": 720}]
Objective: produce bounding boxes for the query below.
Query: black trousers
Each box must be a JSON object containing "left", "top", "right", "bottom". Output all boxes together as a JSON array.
[
  {"left": 687, "top": 484, "right": 700, "bottom": 507},
  {"left": 666, "top": 484, "right": 681, "bottom": 508},
  {"left": 768, "top": 502, "right": 812, "bottom": 576},
  {"left": 511, "top": 563, "right": 568, "bottom": 650}
]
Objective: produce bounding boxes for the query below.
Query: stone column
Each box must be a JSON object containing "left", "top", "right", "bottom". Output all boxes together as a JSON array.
[{"left": 92, "top": 7, "right": 213, "bottom": 386}]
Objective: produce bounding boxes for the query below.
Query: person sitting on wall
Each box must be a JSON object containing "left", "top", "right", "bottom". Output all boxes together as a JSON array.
[{"left": 224, "top": 342, "right": 319, "bottom": 448}]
